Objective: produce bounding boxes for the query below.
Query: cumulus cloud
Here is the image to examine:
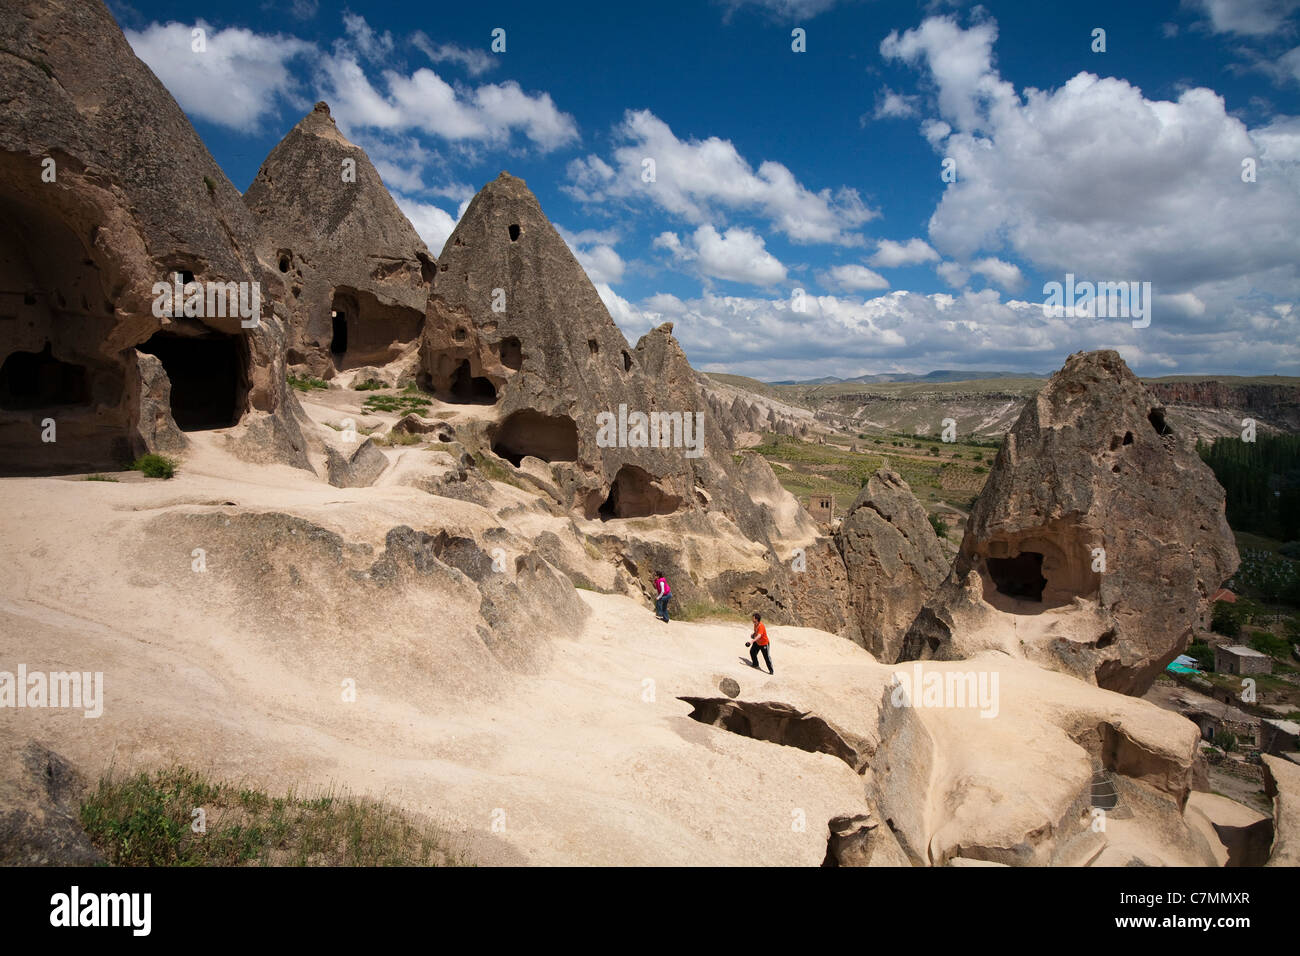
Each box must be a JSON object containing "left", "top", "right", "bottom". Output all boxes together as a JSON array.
[
  {"left": 656, "top": 225, "right": 788, "bottom": 286},
  {"left": 411, "top": 32, "right": 497, "bottom": 77},
  {"left": 1187, "top": 0, "right": 1300, "bottom": 36},
  {"left": 340, "top": 12, "right": 394, "bottom": 62},
  {"left": 870, "top": 238, "right": 940, "bottom": 268},
  {"left": 322, "top": 52, "right": 579, "bottom": 151},
  {"left": 882, "top": 14, "right": 1300, "bottom": 335},
  {"left": 601, "top": 285, "right": 1299, "bottom": 380},
  {"left": 871, "top": 88, "right": 920, "bottom": 120},
  {"left": 566, "top": 109, "right": 874, "bottom": 245},
  {"left": 823, "top": 264, "right": 891, "bottom": 291},
  {"left": 971, "top": 257, "right": 1024, "bottom": 291},
  {"left": 393, "top": 194, "right": 469, "bottom": 256},
  {"left": 125, "top": 20, "right": 314, "bottom": 131},
  {"left": 557, "top": 226, "right": 626, "bottom": 285}
]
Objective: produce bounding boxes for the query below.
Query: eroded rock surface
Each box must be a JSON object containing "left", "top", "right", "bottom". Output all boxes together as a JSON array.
[{"left": 901, "top": 350, "right": 1238, "bottom": 695}]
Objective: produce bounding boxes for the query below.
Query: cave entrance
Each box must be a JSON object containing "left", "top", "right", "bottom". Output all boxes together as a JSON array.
[
  {"left": 0, "top": 183, "right": 132, "bottom": 474},
  {"left": 330, "top": 309, "right": 348, "bottom": 355},
  {"left": 137, "top": 331, "right": 245, "bottom": 431},
  {"left": 595, "top": 465, "right": 681, "bottom": 521},
  {"left": 449, "top": 360, "right": 498, "bottom": 404},
  {"left": 491, "top": 409, "right": 577, "bottom": 465},
  {"left": 987, "top": 552, "right": 1046, "bottom": 602},
  {"left": 0, "top": 343, "right": 90, "bottom": 410}
]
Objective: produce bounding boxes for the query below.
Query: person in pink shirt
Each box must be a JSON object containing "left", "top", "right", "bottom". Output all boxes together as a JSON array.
[{"left": 653, "top": 571, "right": 672, "bottom": 623}]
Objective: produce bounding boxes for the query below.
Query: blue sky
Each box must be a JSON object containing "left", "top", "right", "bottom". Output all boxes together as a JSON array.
[{"left": 109, "top": 0, "right": 1300, "bottom": 380}]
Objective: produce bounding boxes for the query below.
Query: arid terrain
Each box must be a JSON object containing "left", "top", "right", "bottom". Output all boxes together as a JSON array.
[{"left": 2, "top": 0, "right": 1298, "bottom": 870}]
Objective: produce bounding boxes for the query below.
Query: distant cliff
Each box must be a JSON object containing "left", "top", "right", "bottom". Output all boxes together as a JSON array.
[{"left": 1145, "top": 381, "right": 1300, "bottom": 431}]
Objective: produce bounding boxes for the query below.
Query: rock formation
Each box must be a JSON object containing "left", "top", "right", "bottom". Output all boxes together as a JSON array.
[
  {"left": 244, "top": 103, "right": 434, "bottom": 379},
  {"left": 836, "top": 470, "right": 948, "bottom": 661},
  {"left": 0, "top": 0, "right": 307, "bottom": 474},
  {"left": 901, "top": 350, "right": 1238, "bottom": 695}
]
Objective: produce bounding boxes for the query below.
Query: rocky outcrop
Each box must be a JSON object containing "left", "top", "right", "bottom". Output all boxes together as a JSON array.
[
  {"left": 1146, "top": 380, "right": 1300, "bottom": 432},
  {"left": 244, "top": 103, "right": 434, "bottom": 379},
  {"left": 325, "top": 437, "right": 387, "bottom": 488},
  {"left": 1262, "top": 754, "right": 1300, "bottom": 867},
  {"left": 0, "top": 742, "right": 103, "bottom": 865},
  {"left": 901, "top": 350, "right": 1238, "bottom": 695},
  {"left": 0, "top": 0, "right": 307, "bottom": 474},
  {"left": 836, "top": 470, "right": 948, "bottom": 661}
]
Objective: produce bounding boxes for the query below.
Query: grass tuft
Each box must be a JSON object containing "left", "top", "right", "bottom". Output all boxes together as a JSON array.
[
  {"left": 80, "top": 766, "right": 468, "bottom": 867},
  {"left": 130, "top": 454, "right": 177, "bottom": 479}
]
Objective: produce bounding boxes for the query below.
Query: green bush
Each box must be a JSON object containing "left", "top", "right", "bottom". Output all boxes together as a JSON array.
[
  {"left": 928, "top": 513, "right": 948, "bottom": 540},
  {"left": 1212, "top": 602, "right": 1242, "bottom": 637},
  {"left": 130, "top": 454, "right": 176, "bottom": 479},
  {"left": 1249, "top": 631, "right": 1289, "bottom": 658},
  {"left": 287, "top": 374, "right": 328, "bottom": 391},
  {"left": 1213, "top": 730, "right": 1238, "bottom": 753},
  {"left": 1187, "top": 640, "right": 1215, "bottom": 671},
  {"left": 354, "top": 379, "right": 386, "bottom": 391}
]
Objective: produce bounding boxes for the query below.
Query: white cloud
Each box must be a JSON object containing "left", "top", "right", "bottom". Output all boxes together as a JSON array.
[
  {"left": 340, "top": 13, "right": 394, "bottom": 62},
  {"left": 1188, "top": 0, "right": 1300, "bottom": 36},
  {"left": 718, "top": 0, "right": 844, "bottom": 20},
  {"left": 656, "top": 225, "right": 788, "bottom": 286},
  {"left": 971, "top": 257, "right": 1024, "bottom": 291},
  {"left": 870, "top": 238, "right": 940, "bottom": 268},
  {"left": 125, "top": 21, "right": 314, "bottom": 131},
  {"left": 322, "top": 58, "right": 578, "bottom": 151},
  {"left": 565, "top": 109, "right": 874, "bottom": 245},
  {"left": 411, "top": 33, "right": 496, "bottom": 77},
  {"left": 872, "top": 88, "right": 920, "bottom": 120},
  {"left": 556, "top": 226, "right": 626, "bottom": 285},
  {"left": 393, "top": 194, "right": 463, "bottom": 256},
  {"left": 824, "top": 264, "right": 890, "bottom": 291},
  {"left": 884, "top": 14, "right": 1300, "bottom": 329},
  {"left": 600, "top": 284, "right": 1299, "bottom": 380}
]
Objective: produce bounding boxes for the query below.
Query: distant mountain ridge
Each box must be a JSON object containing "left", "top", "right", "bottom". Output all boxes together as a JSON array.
[{"left": 768, "top": 369, "right": 1049, "bottom": 386}]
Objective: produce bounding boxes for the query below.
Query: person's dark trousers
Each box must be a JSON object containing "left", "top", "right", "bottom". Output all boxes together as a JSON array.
[
  {"left": 655, "top": 594, "right": 670, "bottom": 622},
  {"left": 750, "top": 642, "right": 773, "bottom": 674}
]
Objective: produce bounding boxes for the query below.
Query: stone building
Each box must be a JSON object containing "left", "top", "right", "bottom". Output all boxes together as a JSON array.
[{"left": 1215, "top": 644, "right": 1272, "bottom": 676}]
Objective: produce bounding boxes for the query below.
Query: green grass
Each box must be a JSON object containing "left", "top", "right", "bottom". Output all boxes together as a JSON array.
[
  {"left": 372, "top": 430, "right": 423, "bottom": 447},
  {"left": 79, "top": 766, "right": 468, "bottom": 867},
  {"left": 354, "top": 379, "right": 386, "bottom": 391},
  {"left": 748, "top": 432, "right": 987, "bottom": 513},
  {"left": 83, "top": 474, "right": 119, "bottom": 482},
  {"left": 287, "top": 374, "right": 328, "bottom": 392},
  {"left": 362, "top": 393, "right": 433, "bottom": 414},
  {"left": 130, "top": 454, "right": 177, "bottom": 479},
  {"left": 673, "top": 599, "right": 749, "bottom": 623}
]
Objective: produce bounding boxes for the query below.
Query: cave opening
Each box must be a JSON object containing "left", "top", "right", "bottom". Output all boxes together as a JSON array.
[
  {"left": 595, "top": 464, "right": 681, "bottom": 521},
  {"left": 0, "top": 343, "right": 90, "bottom": 410},
  {"left": 330, "top": 310, "right": 348, "bottom": 355},
  {"left": 449, "top": 360, "right": 498, "bottom": 403},
  {"left": 137, "top": 331, "right": 245, "bottom": 431},
  {"left": 1148, "top": 408, "right": 1171, "bottom": 437},
  {"left": 987, "top": 552, "right": 1046, "bottom": 602},
  {"left": 499, "top": 336, "right": 522, "bottom": 370},
  {"left": 491, "top": 409, "right": 577, "bottom": 465},
  {"left": 508, "top": 224, "right": 521, "bottom": 242}
]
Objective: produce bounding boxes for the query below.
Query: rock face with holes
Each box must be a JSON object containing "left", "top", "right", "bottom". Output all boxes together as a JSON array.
[
  {"left": 836, "top": 470, "right": 948, "bottom": 662},
  {"left": 0, "top": 0, "right": 308, "bottom": 474},
  {"left": 901, "top": 350, "right": 1238, "bottom": 695},
  {"left": 418, "top": 174, "right": 823, "bottom": 577},
  {"left": 244, "top": 102, "right": 434, "bottom": 379}
]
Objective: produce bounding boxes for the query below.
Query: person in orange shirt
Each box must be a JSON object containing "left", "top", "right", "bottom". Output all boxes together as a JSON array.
[{"left": 747, "top": 612, "right": 773, "bottom": 674}]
